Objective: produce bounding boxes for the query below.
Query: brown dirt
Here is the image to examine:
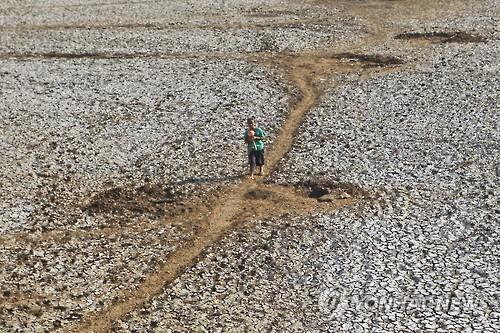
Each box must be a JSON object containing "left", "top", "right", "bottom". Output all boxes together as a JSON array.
[
  {"left": 83, "top": 183, "right": 182, "bottom": 215},
  {"left": 63, "top": 180, "right": 358, "bottom": 333}
]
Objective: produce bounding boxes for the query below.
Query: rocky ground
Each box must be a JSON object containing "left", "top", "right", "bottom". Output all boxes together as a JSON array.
[{"left": 1, "top": 0, "right": 498, "bottom": 332}]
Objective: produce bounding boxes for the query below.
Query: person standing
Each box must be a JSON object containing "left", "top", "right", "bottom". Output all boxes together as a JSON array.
[{"left": 243, "top": 117, "right": 266, "bottom": 179}]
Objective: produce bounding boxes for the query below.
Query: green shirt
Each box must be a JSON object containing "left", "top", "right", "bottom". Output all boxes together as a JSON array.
[{"left": 244, "top": 127, "right": 265, "bottom": 151}]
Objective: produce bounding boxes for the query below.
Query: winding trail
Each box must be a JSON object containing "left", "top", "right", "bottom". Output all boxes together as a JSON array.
[
  {"left": 61, "top": 61, "right": 362, "bottom": 333},
  {"left": 62, "top": 40, "right": 397, "bottom": 333}
]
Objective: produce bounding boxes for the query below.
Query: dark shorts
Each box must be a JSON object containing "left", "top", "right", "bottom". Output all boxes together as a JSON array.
[{"left": 248, "top": 149, "right": 265, "bottom": 167}]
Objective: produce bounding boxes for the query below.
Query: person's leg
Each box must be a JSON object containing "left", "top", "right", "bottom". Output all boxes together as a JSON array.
[
  {"left": 248, "top": 151, "right": 256, "bottom": 179},
  {"left": 256, "top": 150, "right": 264, "bottom": 175}
]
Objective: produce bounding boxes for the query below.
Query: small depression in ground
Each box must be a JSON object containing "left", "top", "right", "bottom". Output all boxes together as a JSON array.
[{"left": 395, "top": 31, "right": 487, "bottom": 43}]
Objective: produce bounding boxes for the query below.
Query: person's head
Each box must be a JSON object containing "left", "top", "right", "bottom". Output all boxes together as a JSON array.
[{"left": 247, "top": 117, "right": 256, "bottom": 130}]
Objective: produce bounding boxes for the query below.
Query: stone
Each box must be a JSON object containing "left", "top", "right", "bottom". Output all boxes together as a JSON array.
[
  {"left": 337, "top": 192, "right": 352, "bottom": 199},
  {"left": 317, "top": 194, "right": 336, "bottom": 202},
  {"left": 309, "top": 186, "right": 331, "bottom": 198}
]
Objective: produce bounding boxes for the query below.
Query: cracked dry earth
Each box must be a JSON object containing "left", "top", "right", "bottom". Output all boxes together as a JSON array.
[{"left": 1, "top": 0, "right": 499, "bottom": 332}]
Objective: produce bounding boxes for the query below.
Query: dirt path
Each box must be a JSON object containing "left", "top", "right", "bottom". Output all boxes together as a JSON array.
[
  {"left": 61, "top": 42, "right": 383, "bottom": 333},
  {"left": 63, "top": 183, "right": 357, "bottom": 332}
]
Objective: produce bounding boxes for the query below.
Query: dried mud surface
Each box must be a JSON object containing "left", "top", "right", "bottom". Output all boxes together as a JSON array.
[{"left": 1, "top": 0, "right": 499, "bottom": 332}]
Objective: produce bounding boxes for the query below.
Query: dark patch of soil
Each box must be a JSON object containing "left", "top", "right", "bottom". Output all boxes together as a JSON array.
[
  {"left": 2, "top": 52, "right": 163, "bottom": 60},
  {"left": 308, "top": 185, "right": 330, "bottom": 198},
  {"left": 244, "top": 188, "right": 274, "bottom": 200},
  {"left": 334, "top": 52, "right": 404, "bottom": 66},
  {"left": 83, "top": 183, "right": 179, "bottom": 216},
  {"left": 297, "top": 179, "right": 368, "bottom": 199},
  {"left": 395, "top": 31, "right": 487, "bottom": 43}
]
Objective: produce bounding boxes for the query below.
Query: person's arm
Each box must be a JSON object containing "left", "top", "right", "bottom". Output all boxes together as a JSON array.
[
  {"left": 254, "top": 128, "right": 265, "bottom": 140},
  {"left": 243, "top": 131, "right": 251, "bottom": 143}
]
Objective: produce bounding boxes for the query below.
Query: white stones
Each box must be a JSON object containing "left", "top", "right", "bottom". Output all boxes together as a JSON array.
[{"left": 338, "top": 192, "right": 352, "bottom": 200}]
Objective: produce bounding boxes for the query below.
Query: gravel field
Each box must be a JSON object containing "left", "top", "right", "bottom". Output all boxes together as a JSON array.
[
  {"left": 1, "top": 0, "right": 499, "bottom": 332},
  {"left": 0, "top": 55, "right": 290, "bottom": 328},
  {"left": 0, "top": 24, "right": 362, "bottom": 55},
  {"left": 0, "top": 0, "right": 363, "bottom": 55},
  {"left": 0, "top": 0, "right": 334, "bottom": 27},
  {"left": 272, "top": 42, "right": 499, "bottom": 192}
]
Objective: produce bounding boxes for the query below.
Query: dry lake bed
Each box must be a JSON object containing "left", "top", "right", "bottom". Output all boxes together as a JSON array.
[{"left": 0, "top": 0, "right": 498, "bottom": 332}]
